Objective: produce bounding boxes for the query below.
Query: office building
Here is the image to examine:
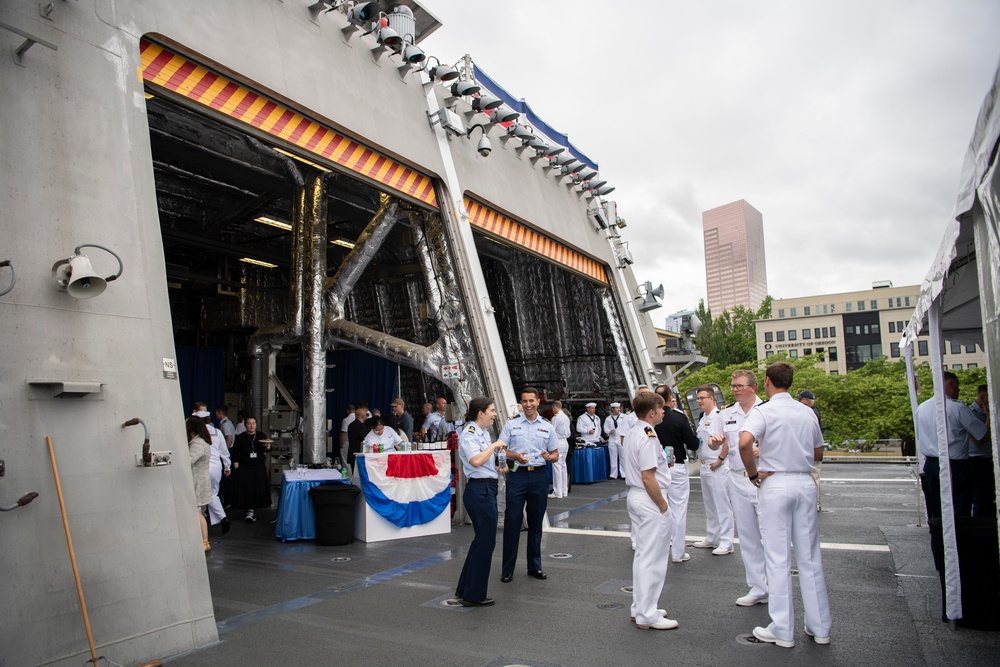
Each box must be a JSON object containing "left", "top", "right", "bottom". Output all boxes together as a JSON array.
[
  {"left": 702, "top": 199, "right": 768, "bottom": 314},
  {"left": 755, "top": 282, "right": 985, "bottom": 374}
]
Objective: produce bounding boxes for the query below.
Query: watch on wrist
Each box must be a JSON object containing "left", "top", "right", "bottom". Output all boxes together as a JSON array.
[{"left": 749, "top": 473, "right": 759, "bottom": 481}]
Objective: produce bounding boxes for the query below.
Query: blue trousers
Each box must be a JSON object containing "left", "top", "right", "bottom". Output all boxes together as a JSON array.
[
  {"left": 922, "top": 457, "right": 972, "bottom": 519},
  {"left": 502, "top": 467, "right": 548, "bottom": 575},
  {"left": 456, "top": 479, "right": 498, "bottom": 601}
]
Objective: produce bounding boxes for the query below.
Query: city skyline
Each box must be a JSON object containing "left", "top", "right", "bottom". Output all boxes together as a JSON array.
[{"left": 702, "top": 199, "right": 768, "bottom": 315}]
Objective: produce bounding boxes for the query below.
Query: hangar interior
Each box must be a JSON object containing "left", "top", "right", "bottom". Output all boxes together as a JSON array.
[{"left": 145, "top": 85, "right": 628, "bottom": 428}]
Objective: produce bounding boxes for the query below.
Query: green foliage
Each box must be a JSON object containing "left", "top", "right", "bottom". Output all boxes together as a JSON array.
[
  {"left": 692, "top": 296, "right": 772, "bottom": 367},
  {"left": 677, "top": 355, "right": 986, "bottom": 452}
]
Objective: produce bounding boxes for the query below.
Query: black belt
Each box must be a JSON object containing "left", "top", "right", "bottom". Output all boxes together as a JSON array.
[
  {"left": 467, "top": 477, "right": 498, "bottom": 484},
  {"left": 512, "top": 465, "right": 545, "bottom": 472}
]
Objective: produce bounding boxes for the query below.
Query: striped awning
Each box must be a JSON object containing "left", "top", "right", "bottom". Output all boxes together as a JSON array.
[
  {"left": 139, "top": 39, "right": 438, "bottom": 208},
  {"left": 464, "top": 198, "right": 607, "bottom": 284}
]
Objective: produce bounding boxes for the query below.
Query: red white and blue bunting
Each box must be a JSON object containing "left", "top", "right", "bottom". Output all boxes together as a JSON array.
[{"left": 356, "top": 452, "right": 452, "bottom": 528}]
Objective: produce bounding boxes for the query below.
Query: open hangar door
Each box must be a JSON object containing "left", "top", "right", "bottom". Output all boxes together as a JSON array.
[{"left": 145, "top": 94, "right": 455, "bottom": 443}]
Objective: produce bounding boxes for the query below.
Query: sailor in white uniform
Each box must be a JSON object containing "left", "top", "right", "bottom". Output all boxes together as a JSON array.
[
  {"left": 739, "top": 361, "right": 831, "bottom": 648},
  {"left": 623, "top": 391, "right": 678, "bottom": 630},
  {"left": 692, "top": 387, "right": 734, "bottom": 555},
  {"left": 712, "top": 370, "right": 767, "bottom": 605},
  {"left": 576, "top": 403, "right": 602, "bottom": 447},
  {"left": 604, "top": 402, "right": 627, "bottom": 479}
]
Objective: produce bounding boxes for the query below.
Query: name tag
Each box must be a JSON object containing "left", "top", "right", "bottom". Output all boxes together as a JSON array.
[
  {"left": 724, "top": 420, "right": 739, "bottom": 433},
  {"left": 250, "top": 451, "right": 258, "bottom": 459}
]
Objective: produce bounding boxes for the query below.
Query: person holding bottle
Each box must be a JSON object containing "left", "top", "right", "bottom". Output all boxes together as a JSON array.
[{"left": 454, "top": 396, "right": 506, "bottom": 607}]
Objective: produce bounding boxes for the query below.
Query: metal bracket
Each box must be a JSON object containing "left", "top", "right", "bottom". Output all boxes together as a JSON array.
[{"left": 1, "top": 21, "right": 58, "bottom": 66}]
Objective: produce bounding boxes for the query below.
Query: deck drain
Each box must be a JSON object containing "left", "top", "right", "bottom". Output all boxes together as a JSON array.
[
  {"left": 330, "top": 557, "right": 352, "bottom": 562},
  {"left": 598, "top": 602, "right": 624, "bottom": 611},
  {"left": 549, "top": 552, "right": 573, "bottom": 559},
  {"left": 791, "top": 569, "right": 798, "bottom": 576},
  {"left": 737, "top": 633, "right": 769, "bottom": 646},
  {"left": 444, "top": 598, "right": 464, "bottom": 607},
  {"left": 620, "top": 586, "right": 633, "bottom": 593}
]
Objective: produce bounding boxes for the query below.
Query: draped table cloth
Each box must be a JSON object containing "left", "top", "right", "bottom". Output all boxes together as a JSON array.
[{"left": 275, "top": 469, "right": 346, "bottom": 541}]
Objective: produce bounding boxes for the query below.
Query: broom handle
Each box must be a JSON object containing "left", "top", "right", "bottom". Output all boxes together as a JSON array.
[{"left": 46, "top": 436, "right": 99, "bottom": 663}]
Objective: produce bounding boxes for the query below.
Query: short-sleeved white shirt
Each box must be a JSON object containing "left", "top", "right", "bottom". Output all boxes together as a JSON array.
[
  {"left": 362, "top": 428, "right": 402, "bottom": 452},
  {"left": 740, "top": 392, "right": 823, "bottom": 473},
  {"left": 623, "top": 421, "right": 671, "bottom": 490},
  {"left": 341, "top": 412, "right": 356, "bottom": 434},
  {"left": 719, "top": 397, "right": 762, "bottom": 472},
  {"left": 696, "top": 406, "right": 722, "bottom": 461}
]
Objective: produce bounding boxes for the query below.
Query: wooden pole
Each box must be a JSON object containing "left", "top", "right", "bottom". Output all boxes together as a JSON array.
[{"left": 45, "top": 436, "right": 99, "bottom": 664}]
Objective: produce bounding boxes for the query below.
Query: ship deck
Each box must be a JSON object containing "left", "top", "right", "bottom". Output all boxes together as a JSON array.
[{"left": 164, "top": 463, "right": 998, "bottom": 666}]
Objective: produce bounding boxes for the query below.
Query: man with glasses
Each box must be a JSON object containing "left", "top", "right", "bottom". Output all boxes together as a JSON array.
[
  {"left": 692, "top": 386, "right": 734, "bottom": 556},
  {"left": 710, "top": 371, "right": 767, "bottom": 605}
]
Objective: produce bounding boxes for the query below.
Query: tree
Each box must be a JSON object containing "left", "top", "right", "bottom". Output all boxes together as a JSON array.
[{"left": 692, "top": 296, "right": 772, "bottom": 367}]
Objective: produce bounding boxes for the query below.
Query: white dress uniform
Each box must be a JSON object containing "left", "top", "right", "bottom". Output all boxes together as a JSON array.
[
  {"left": 696, "top": 406, "right": 734, "bottom": 549},
  {"left": 576, "top": 411, "right": 602, "bottom": 445},
  {"left": 623, "top": 420, "right": 673, "bottom": 627},
  {"left": 206, "top": 423, "right": 230, "bottom": 525},
  {"left": 741, "top": 392, "right": 831, "bottom": 645},
  {"left": 551, "top": 410, "right": 571, "bottom": 497},
  {"left": 604, "top": 407, "right": 627, "bottom": 479},
  {"left": 720, "top": 397, "right": 767, "bottom": 600}
]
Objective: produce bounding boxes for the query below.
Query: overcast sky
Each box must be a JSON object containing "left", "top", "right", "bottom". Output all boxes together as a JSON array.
[{"left": 421, "top": 0, "right": 1000, "bottom": 319}]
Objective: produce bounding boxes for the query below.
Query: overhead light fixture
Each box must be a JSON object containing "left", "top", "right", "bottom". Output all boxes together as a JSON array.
[
  {"left": 273, "top": 147, "right": 331, "bottom": 172},
  {"left": 51, "top": 244, "right": 123, "bottom": 299},
  {"left": 471, "top": 93, "right": 503, "bottom": 113},
  {"left": 255, "top": 216, "right": 293, "bottom": 231},
  {"left": 330, "top": 239, "right": 356, "bottom": 249},
  {"left": 586, "top": 184, "right": 615, "bottom": 199},
  {"left": 467, "top": 124, "right": 492, "bottom": 157},
  {"left": 489, "top": 106, "right": 519, "bottom": 124},
  {"left": 575, "top": 168, "right": 598, "bottom": 182},
  {"left": 502, "top": 124, "right": 534, "bottom": 145},
  {"left": 240, "top": 257, "right": 279, "bottom": 269},
  {"left": 346, "top": 1, "right": 380, "bottom": 24},
  {"left": 449, "top": 80, "right": 481, "bottom": 98},
  {"left": 421, "top": 56, "right": 460, "bottom": 87}
]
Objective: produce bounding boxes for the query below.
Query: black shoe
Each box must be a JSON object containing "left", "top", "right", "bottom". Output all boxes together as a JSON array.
[
  {"left": 527, "top": 570, "right": 547, "bottom": 580},
  {"left": 454, "top": 589, "right": 463, "bottom": 598},
  {"left": 221, "top": 518, "right": 231, "bottom": 534},
  {"left": 245, "top": 513, "right": 256, "bottom": 524},
  {"left": 500, "top": 573, "right": 513, "bottom": 583},
  {"left": 460, "top": 597, "right": 495, "bottom": 607}
]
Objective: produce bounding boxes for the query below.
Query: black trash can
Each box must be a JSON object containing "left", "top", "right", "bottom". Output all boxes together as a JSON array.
[
  {"left": 308, "top": 483, "right": 361, "bottom": 546},
  {"left": 928, "top": 516, "right": 1000, "bottom": 630}
]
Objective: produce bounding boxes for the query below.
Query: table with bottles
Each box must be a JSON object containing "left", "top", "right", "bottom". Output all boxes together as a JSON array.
[{"left": 274, "top": 468, "right": 348, "bottom": 542}]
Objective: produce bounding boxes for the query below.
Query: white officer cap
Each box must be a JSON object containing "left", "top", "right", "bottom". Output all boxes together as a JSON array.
[
  {"left": 610, "top": 402, "right": 621, "bottom": 408},
  {"left": 585, "top": 402, "right": 597, "bottom": 408}
]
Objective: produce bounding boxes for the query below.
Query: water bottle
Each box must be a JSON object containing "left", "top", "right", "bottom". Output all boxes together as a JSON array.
[{"left": 497, "top": 447, "right": 508, "bottom": 474}]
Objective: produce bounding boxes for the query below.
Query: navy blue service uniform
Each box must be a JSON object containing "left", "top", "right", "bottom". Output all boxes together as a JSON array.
[{"left": 456, "top": 422, "right": 499, "bottom": 603}]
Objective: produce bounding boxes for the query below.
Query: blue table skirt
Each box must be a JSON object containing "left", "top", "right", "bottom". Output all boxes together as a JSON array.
[
  {"left": 572, "top": 446, "right": 609, "bottom": 483},
  {"left": 275, "top": 477, "right": 349, "bottom": 541}
]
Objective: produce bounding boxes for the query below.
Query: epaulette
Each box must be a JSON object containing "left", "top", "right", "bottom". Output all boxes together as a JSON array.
[
  {"left": 644, "top": 426, "right": 656, "bottom": 437},
  {"left": 759, "top": 399, "right": 769, "bottom": 405},
  {"left": 725, "top": 401, "right": 737, "bottom": 409},
  {"left": 466, "top": 425, "right": 476, "bottom": 433},
  {"left": 539, "top": 415, "right": 551, "bottom": 423}
]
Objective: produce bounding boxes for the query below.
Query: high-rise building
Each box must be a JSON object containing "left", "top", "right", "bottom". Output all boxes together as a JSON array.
[{"left": 702, "top": 199, "right": 768, "bottom": 315}]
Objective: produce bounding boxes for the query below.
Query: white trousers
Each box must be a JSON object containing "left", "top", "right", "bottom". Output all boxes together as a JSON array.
[
  {"left": 207, "top": 460, "right": 226, "bottom": 525},
  {"left": 729, "top": 472, "right": 767, "bottom": 597},
  {"left": 608, "top": 439, "right": 624, "bottom": 478},
  {"left": 758, "top": 472, "right": 831, "bottom": 642},
  {"left": 627, "top": 487, "right": 672, "bottom": 625},
  {"left": 700, "top": 463, "right": 734, "bottom": 548},
  {"left": 552, "top": 442, "right": 570, "bottom": 496},
  {"left": 667, "top": 464, "right": 690, "bottom": 560}
]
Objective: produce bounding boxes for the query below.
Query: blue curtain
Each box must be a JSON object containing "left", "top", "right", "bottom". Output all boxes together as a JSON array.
[
  {"left": 325, "top": 349, "right": 399, "bottom": 423},
  {"left": 175, "top": 345, "right": 225, "bottom": 418}
]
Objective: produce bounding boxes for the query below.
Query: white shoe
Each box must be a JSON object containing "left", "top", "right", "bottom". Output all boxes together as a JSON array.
[
  {"left": 636, "top": 617, "right": 679, "bottom": 630},
  {"left": 752, "top": 626, "right": 794, "bottom": 648},
  {"left": 712, "top": 546, "right": 734, "bottom": 556},
  {"left": 671, "top": 553, "right": 691, "bottom": 563},
  {"left": 631, "top": 542, "right": 636, "bottom": 551},
  {"left": 805, "top": 627, "right": 830, "bottom": 645},
  {"left": 692, "top": 540, "right": 716, "bottom": 549},
  {"left": 631, "top": 608, "right": 667, "bottom": 621},
  {"left": 547, "top": 493, "right": 557, "bottom": 498},
  {"left": 736, "top": 593, "right": 768, "bottom": 607}
]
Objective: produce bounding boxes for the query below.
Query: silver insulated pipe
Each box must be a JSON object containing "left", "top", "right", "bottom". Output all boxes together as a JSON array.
[{"left": 302, "top": 174, "right": 329, "bottom": 464}]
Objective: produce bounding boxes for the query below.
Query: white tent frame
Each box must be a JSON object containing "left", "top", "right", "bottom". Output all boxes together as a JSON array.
[{"left": 900, "top": 57, "right": 1000, "bottom": 626}]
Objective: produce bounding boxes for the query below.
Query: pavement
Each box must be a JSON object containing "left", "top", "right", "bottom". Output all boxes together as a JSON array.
[{"left": 165, "top": 462, "right": 999, "bottom": 666}]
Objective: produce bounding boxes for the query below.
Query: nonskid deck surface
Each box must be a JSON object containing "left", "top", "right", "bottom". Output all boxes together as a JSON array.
[{"left": 168, "top": 463, "right": 998, "bottom": 666}]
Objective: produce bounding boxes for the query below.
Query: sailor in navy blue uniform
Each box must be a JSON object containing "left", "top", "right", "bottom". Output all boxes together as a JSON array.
[
  {"left": 499, "top": 387, "right": 560, "bottom": 582},
  {"left": 455, "top": 397, "right": 506, "bottom": 607}
]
